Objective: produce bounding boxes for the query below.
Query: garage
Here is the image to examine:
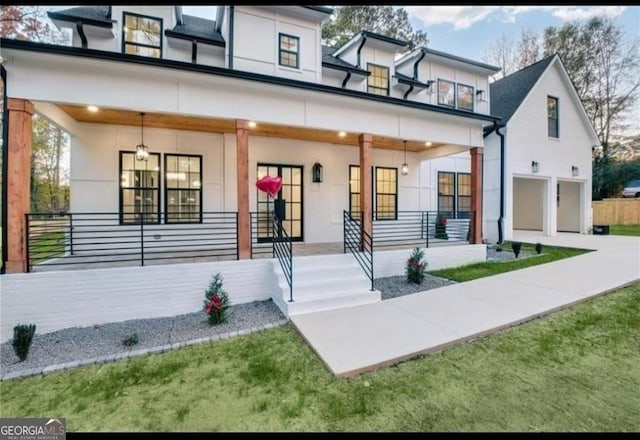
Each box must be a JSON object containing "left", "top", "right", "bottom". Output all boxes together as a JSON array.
[
  {"left": 513, "top": 177, "right": 546, "bottom": 232},
  {"left": 557, "top": 180, "right": 582, "bottom": 233}
]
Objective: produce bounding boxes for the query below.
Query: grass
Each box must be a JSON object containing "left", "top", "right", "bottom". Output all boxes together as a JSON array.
[
  {"left": 29, "top": 231, "right": 66, "bottom": 264},
  {"left": 610, "top": 225, "right": 640, "bottom": 236},
  {"left": 1, "top": 282, "right": 639, "bottom": 431},
  {"left": 429, "top": 242, "right": 591, "bottom": 282}
]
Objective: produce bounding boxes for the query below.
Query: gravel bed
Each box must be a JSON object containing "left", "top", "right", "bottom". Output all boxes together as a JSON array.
[
  {"left": 1, "top": 299, "right": 285, "bottom": 377},
  {"left": 1, "top": 246, "right": 544, "bottom": 378}
]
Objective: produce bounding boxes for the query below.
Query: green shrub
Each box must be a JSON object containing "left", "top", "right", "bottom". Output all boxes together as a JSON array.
[
  {"left": 405, "top": 247, "right": 428, "bottom": 284},
  {"left": 435, "top": 215, "right": 448, "bottom": 240},
  {"left": 122, "top": 333, "right": 139, "bottom": 347},
  {"left": 512, "top": 242, "right": 522, "bottom": 258},
  {"left": 204, "top": 273, "right": 231, "bottom": 325},
  {"left": 535, "top": 242, "right": 543, "bottom": 254},
  {"left": 12, "top": 324, "right": 36, "bottom": 361}
]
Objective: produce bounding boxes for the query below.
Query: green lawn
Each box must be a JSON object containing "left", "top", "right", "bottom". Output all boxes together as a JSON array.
[
  {"left": 1, "top": 282, "right": 639, "bottom": 432},
  {"left": 610, "top": 225, "right": 640, "bottom": 236},
  {"left": 29, "top": 231, "right": 66, "bottom": 264},
  {"left": 429, "top": 242, "right": 591, "bottom": 282}
]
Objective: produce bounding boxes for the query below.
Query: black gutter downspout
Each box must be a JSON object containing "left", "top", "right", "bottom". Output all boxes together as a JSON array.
[
  {"left": 413, "top": 48, "right": 426, "bottom": 80},
  {"left": 355, "top": 36, "right": 367, "bottom": 68},
  {"left": 496, "top": 124, "right": 506, "bottom": 244},
  {"left": 403, "top": 84, "right": 414, "bottom": 100},
  {"left": 191, "top": 40, "right": 198, "bottom": 64},
  {"left": 228, "top": 6, "right": 234, "bottom": 69},
  {"left": 341, "top": 70, "right": 351, "bottom": 88},
  {"left": 76, "top": 22, "right": 88, "bottom": 49},
  {"left": 1, "top": 65, "right": 8, "bottom": 274}
]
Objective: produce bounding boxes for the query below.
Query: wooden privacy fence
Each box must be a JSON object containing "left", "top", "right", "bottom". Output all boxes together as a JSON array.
[{"left": 592, "top": 198, "right": 640, "bottom": 225}]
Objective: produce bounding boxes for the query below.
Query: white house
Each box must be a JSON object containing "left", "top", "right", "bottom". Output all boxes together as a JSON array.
[{"left": 1, "top": 5, "right": 502, "bottom": 274}]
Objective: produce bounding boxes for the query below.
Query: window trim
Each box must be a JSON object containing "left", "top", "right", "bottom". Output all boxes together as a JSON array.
[
  {"left": 367, "top": 62, "right": 390, "bottom": 96},
  {"left": 547, "top": 95, "right": 559, "bottom": 138},
  {"left": 374, "top": 166, "right": 398, "bottom": 221},
  {"left": 164, "top": 153, "right": 203, "bottom": 224},
  {"left": 122, "top": 11, "right": 163, "bottom": 58},
  {"left": 278, "top": 33, "right": 300, "bottom": 69},
  {"left": 348, "top": 164, "right": 361, "bottom": 218},
  {"left": 437, "top": 79, "right": 456, "bottom": 108},
  {"left": 456, "top": 83, "right": 475, "bottom": 112},
  {"left": 118, "top": 150, "right": 161, "bottom": 225},
  {"left": 438, "top": 171, "right": 472, "bottom": 219}
]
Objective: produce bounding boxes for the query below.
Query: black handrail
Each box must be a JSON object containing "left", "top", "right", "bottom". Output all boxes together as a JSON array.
[
  {"left": 272, "top": 215, "right": 293, "bottom": 302},
  {"left": 343, "top": 210, "right": 374, "bottom": 291},
  {"left": 25, "top": 211, "right": 239, "bottom": 270}
]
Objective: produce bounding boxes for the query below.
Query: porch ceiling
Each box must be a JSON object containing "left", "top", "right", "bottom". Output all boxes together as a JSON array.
[{"left": 57, "top": 104, "right": 446, "bottom": 153}]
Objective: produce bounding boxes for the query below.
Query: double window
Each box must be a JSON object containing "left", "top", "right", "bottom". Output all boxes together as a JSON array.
[
  {"left": 279, "top": 33, "right": 299, "bottom": 68},
  {"left": 438, "top": 171, "right": 471, "bottom": 219},
  {"left": 548, "top": 96, "right": 559, "bottom": 138},
  {"left": 119, "top": 152, "right": 202, "bottom": 224},
  {"left": 122, "top": 12, "right": 162, "bottom": 58},
  {"left": 349, "top": 165, "right": 398, "bottom": 220},
  {"left": 367, "top": 63, "right": 390, "bottom": 96},
  {"left": 437, "top": 79, "right": 475, "bottom": 112}
]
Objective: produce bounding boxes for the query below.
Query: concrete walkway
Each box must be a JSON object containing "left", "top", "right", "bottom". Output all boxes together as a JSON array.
[{"left": 291, "top": 232, "right": 640, "bottom": 377}]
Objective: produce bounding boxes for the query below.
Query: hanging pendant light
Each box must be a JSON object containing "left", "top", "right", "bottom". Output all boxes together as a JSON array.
[
  {"left": 401, "top": 140, "right": 409, "bottom": 176},
  {"left": 135, "top": 112, "right": 149, "bottom": 161}
]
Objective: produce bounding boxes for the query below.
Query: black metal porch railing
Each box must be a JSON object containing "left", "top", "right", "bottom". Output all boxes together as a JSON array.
[
  {"left": 372, "top": 211, "right": 474, "bottom": 249},
  {"left": 343, "top": 210, "right": 374, "bottom": 291},
  {"left": 272, "top": 215, "right": 293, "bottom": 302},
  {"left": 25, "top": 211, "right": 239, "bottom": 271},
  {"left": 250, "top": 211, "right": 273, "bottom": 259}
]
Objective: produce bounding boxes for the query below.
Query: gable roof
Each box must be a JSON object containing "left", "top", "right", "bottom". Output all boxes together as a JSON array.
[
  {"left": 322, "top": 45, "right": 370, "bottom": 76},
  {"left": 47, "top": 6, "right": 114, "bottom": 28},
  {"left": 165, "top": 14, "right": 225, "bottom": 47},
  {"left": 490, "top": 54, "right": 556, "bottom": 124}
]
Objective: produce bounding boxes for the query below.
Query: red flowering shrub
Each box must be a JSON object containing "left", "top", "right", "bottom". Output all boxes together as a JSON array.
[
  {"left": 203, "top": 273, "right": 230, "bottom": 325},
  {"left": 405, "top": 247, "right": 428, "bottom": 284}
]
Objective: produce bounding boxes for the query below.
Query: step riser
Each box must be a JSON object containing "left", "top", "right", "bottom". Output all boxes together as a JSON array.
[
  {"left": 287, "top": 292, "right": 381, "bottom": 316},
  {"left": 277, "top": 279, "right": 373, "bottom": 298}
]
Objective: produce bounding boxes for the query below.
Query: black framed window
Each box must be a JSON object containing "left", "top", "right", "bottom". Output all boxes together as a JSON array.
[
  {"left": 119, "top": 151, "right": 160, "bottom": 224},
  {"left": 165, "top": 154, "right": 202, "bottom": 223},
  {"left": 279, "top": 33, "right": 299, "bottom": 68},
  {"left": 123, "top": 12, "right": 162, "bottom": 58},
  {"left": 438, "top": 171, "right": 471, "bottom": 219},
  {"left": 349, "top": 165, "right": 360, "bottom": 218},
  {"left": 457, "top": 83, "right": 474, "bottom": 111},
  {"left": 375, "top": 167, "right": 398, "bottom": 220},
  {"left": 367, "top": 63, "right": 389, "bottom": 96},
  {"left": 548, "top": 96, "right": 559, "bottom": 138},
  {"left": 437, "top": 79, "right": 455, "bottom": 107}
]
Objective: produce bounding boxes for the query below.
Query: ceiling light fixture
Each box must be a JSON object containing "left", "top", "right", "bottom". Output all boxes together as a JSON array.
[
  {"left": 135, "top": 112, "right": 149, "bottom": 162},
  {"left": 401, "top": 140, "right": 409, "bottom": 176},
  {"left": 87, "top": 105, "right": 99, "bottom": 113}
]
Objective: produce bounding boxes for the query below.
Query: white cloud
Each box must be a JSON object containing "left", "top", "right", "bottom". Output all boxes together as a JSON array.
[
  {"left": 408, "top": 6, "right": 628, "bottom": 30},
  {"left": 406, "top": 6, "right": 500, "bottom": 30}
]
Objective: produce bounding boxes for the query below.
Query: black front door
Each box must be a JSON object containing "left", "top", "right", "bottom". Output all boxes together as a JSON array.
[{"left": 256, "top": 163, "right": 303, "bottom": 242}]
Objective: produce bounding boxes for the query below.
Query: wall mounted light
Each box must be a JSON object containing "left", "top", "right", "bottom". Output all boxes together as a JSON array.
[
  {"left": 476, "top": 89, "right": 487, "bottom": 102},
  {"left": 135, "top": 112, "right": 149, "bottom": 161},
  {"left": 571, "top": 165, "right": 579, "bottom": 177},
  {"left": 312, "top": 162, "right": 323, "bottom": 183},
  {"left": 401, "top": 140, "right": 409, "bottom": 176},
  {"left": 531, "top": 160, "right": 539, "bottom": 174}
]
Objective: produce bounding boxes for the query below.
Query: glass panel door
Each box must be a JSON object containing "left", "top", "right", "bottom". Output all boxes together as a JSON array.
[{"left": 256, "top": 164, "right": 303, "bottom": 242}]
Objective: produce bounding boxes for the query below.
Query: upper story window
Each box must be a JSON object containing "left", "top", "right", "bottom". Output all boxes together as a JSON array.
[
  {"left": 548, "top": 96, "right": 559, "bottom": 138},
  {"left": 123, "top": 12, "right": 162, "bottom": 58},
  {"left": 279, "top": 34, "right": 299, "bottom": 68},
  {"left": 457, "top": 83, "right": 474, "bottom": 111},
  {"left": 367, "top": 63, "right": 389, "bottom": 96},
  {"left": 437, "top": 79, "right": 455, "bottom": 107}
]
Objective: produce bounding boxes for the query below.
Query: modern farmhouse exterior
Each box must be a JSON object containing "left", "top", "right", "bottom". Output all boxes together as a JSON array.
[{"left": 1, "top": 5, "right": 504, "bottom": 274}]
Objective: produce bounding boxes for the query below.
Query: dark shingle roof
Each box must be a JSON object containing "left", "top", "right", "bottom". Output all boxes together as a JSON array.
[
  {"left": 47, "top": 6, "right": 113, "bottom": 28},
  {"left": 490, "top": 54, "right": 556, "bottom": 123},
  {"left": 165, "top": 14, "right": 225, "bottom": 47},
  {"left": 322, "top": 45, "right": 370, "bottom": 76}
]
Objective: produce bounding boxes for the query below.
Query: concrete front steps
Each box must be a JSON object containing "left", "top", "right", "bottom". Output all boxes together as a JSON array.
[{"left": 271, "top": 253, "right": 381, "bottom": 317}]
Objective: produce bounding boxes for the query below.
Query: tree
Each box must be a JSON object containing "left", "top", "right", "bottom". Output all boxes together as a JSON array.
[
  {"left": 322, "top": 6, "right": 427, "bottom": 50},
  {"left": 544, "top": 16, "right": 640, "bottom": 198},
  {"left": 484, "top": 34, "right": 517, "bottom": 80},
  {"left": 517, "top": 27, "right": 540, "bottom": 70},
  {"left": 0, "top": 5, "right": 68, "bottom": 43}
]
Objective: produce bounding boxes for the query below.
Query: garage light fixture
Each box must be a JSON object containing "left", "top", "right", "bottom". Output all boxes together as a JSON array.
[
  {"left": 531, "top": 160, "right": 539, "bottom": 174},
  {"left": 571, "top": 165, "right": 579, "bottom": 177}
]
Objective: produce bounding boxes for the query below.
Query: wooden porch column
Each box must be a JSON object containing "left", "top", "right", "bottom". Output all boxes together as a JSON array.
[
  {"left": 359, "top": 133, "right": 373, "bottom": 239},
  {"left": 236, "top": 119, "right": 250, "bottom": 259},
  {"left": 5, "top": 98, "right": 35, "bottom": 273},
  {"left": 470, "top": 146, "right": 484, "bottom": 244}
]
